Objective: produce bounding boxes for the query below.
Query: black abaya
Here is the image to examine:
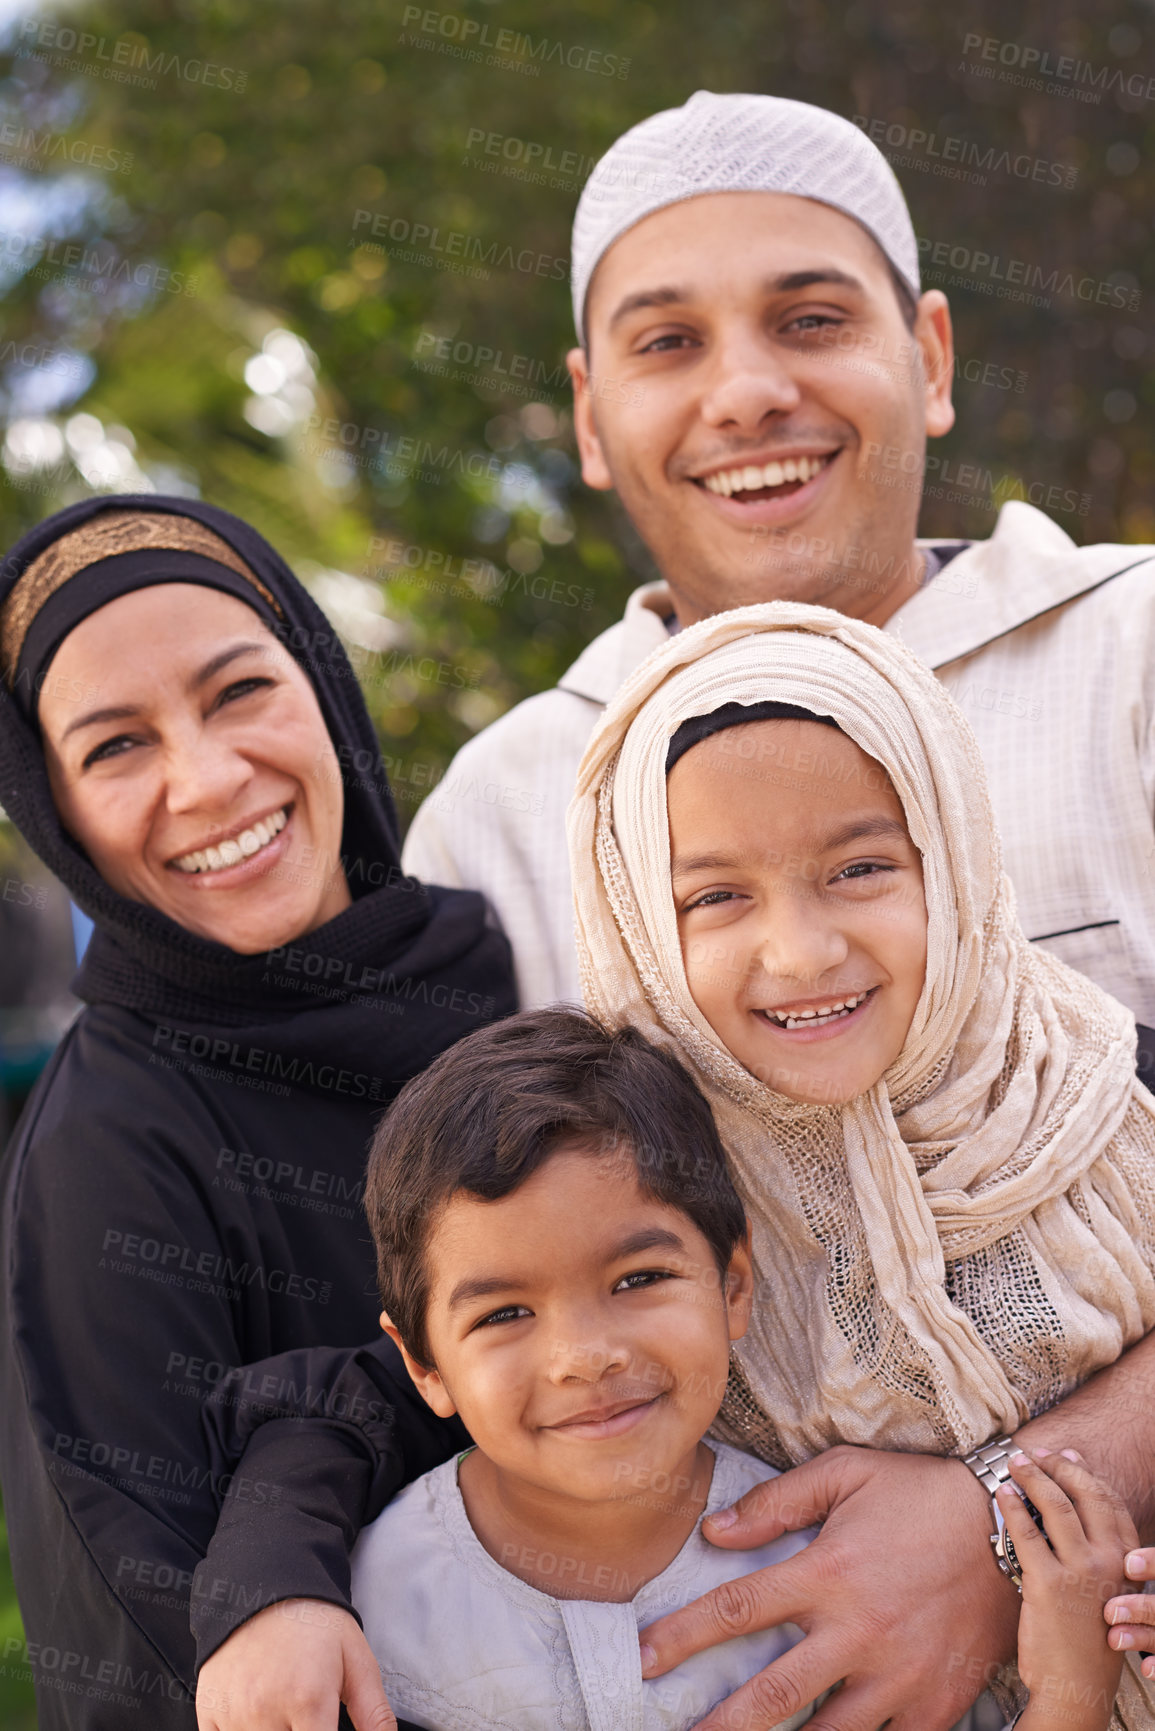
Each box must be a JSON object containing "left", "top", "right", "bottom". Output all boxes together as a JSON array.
[{"left": 0, "top": 495, "right": 513, "bottom": 1728}]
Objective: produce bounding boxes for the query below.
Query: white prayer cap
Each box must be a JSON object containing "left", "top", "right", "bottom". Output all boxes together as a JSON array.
[{"left": 571, "top": 91, "right": 920, "bottom": 343}]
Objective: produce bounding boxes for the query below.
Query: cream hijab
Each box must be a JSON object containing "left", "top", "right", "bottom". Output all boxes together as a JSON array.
[{"left": 568, "top": 602, "right": 1155, "bottom": 1465}]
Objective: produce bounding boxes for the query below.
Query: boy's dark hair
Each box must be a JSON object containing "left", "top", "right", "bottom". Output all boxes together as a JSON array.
[{"left": 366, "top": 1008, "right": 746, "bottom": 1368}]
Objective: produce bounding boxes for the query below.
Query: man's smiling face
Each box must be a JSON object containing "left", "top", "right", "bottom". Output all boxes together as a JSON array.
[{"left": 568, "top": 190, "right": 955, "bottom": 627}]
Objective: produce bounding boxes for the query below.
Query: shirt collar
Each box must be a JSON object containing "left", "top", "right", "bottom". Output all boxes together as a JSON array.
[{"left": 892, "top": 502, "right": 1154, "bottom": 669}]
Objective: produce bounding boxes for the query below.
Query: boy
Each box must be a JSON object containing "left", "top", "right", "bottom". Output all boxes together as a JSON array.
[{"left": 350, "top": 1009, "right": 1134, "bottom": 1731}]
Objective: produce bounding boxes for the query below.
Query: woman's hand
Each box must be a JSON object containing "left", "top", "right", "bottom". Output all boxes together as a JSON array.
[
  {"left": 1104, "top": 1544, "right": 1155, "bottom": 1680},
  {"left": 1001, "top": 1447, "right": 1135, "bottom": 1731},
  {"left": 636, "top": 1443, "right": 1022, "bottom": 1730},
  {"left": 196, "top": 1598, "right": 395, "bottom": 1731}
]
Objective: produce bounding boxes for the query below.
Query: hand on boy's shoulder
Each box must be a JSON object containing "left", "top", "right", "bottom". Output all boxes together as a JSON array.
[{"left": 641, "top": 1443, "right": 1023, "bottom": 1731}]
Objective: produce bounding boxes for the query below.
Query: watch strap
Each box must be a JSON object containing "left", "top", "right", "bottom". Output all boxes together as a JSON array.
[
  {"left": 962, "top": 1433, "right": 1020, "bottom": 1496},
  {"left": 961, "top": 1433, "right": 1027, "bottom": 1590}
]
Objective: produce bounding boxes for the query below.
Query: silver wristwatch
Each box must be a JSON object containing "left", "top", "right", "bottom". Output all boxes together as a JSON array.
[{"left": 960, "top": 1433, "right": 1049, "bottom": 1592}]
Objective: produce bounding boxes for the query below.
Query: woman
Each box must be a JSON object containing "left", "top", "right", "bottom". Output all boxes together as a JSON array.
[
  {"left": 196, "top": 601, "right": 1155, "bottom": 1731},
  {"left": 0, "top": 495, "right": 515, "bottom": 1730}
]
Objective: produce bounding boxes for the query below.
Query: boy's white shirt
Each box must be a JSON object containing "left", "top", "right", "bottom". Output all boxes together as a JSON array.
[
  {"left": 403, "top": 502, "right": 1155, "bottom": 1023},
  {"left": 351, "top": 1438, "right": 1005, "bottom": 1731}
]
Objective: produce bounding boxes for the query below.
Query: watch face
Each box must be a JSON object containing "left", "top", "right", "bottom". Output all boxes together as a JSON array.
[{"left": 993, "top": 1503, "right": 1023, "bottom": 1585}]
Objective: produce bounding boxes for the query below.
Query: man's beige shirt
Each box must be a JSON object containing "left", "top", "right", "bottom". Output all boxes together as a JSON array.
[{"left": 403, "top": 502, "right": 1155, "bottom": 1023}]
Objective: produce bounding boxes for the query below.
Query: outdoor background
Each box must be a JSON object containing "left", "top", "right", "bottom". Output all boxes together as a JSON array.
[{"left": 1, "top": 0, "right": 1153, "bottom": 1719}]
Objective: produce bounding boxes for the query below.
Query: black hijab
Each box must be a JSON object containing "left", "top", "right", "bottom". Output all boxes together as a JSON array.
[
  {"left": 665, "top": 699, "right": 840, "bottom": 773},
  {"left": 0, "top": 494, "right": 516, "bottom": 1096}
]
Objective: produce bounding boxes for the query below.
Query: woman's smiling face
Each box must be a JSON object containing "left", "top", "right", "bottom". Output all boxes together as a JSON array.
[
  {"left": 668, "top": 719, "right": 927, "bottom": 1104},
  {"left": 39, "top": 583, "right": 351, "bottom": 954}
]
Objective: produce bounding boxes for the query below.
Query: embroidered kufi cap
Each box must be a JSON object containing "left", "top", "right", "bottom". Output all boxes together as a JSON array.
[{"left": 571, "top": 90, "right": 920, "bottom": 343}]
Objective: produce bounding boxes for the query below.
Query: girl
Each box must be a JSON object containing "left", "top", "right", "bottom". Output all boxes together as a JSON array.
[
  {"left": 569, "top": 601, "right": 1155, "bottom": 1466},
  {"left": 563, "top": 599, "right": 1155, "bottom": 1728}
]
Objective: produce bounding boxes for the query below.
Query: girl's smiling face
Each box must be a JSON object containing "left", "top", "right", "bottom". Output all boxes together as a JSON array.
[{"left": 668, "top": 719, "right": 927, "bottom": 1104}]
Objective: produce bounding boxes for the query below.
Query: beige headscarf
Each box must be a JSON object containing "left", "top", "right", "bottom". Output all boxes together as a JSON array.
[{"left": 568, "top": 602, "right": 1155, "bottom": 1467}]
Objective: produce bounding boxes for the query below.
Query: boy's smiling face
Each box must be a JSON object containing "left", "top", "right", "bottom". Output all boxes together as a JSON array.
[
  {"left": 383, "top": 1146, "right": 752, "bottom": 1509},
  {"left": 669, "top": 719, "right": 927, "bottom": 1104}
]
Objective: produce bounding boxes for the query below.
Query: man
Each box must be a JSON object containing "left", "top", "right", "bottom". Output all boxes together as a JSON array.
[
  {"left": 195, "top": 95, "right": 1155, "bottom": 1731},
  {"left": 404, "top": 91, "right": 1155, "bottom": 1075},
  {"left": 400, "top": 88, "right": 1155, "bottom": 1727}
]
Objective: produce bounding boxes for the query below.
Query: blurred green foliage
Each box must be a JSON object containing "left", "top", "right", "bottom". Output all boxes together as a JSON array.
[
  {"left": 0, "top": 1505, "right": 35, "bottom": 1728},
  {"left": 1, "top": 0, "right": 1153, "bottom": 810},
  {"left": 1, "top": 0, "right": 1153, "bottom": 1706}
]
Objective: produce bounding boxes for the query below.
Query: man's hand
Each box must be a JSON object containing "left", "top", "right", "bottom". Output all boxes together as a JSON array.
[
  {"left": 638, "top": 1445, "right": 1022, "bottom": 1731},
  {"left": 196, "top": 1598, "right": 395, "bottom": 1731}
]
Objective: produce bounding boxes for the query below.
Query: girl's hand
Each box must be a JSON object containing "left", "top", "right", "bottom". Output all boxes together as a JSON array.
[
  {"left": 1104, "top": 1546, "right": 1155, "bottom": 1681},
  {"left": 1000, "top": 1448, "right": 1138, "bottom": 1731},
  {"left": 196, "top": 1598, "right": 396, "bottom": 1731}
]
